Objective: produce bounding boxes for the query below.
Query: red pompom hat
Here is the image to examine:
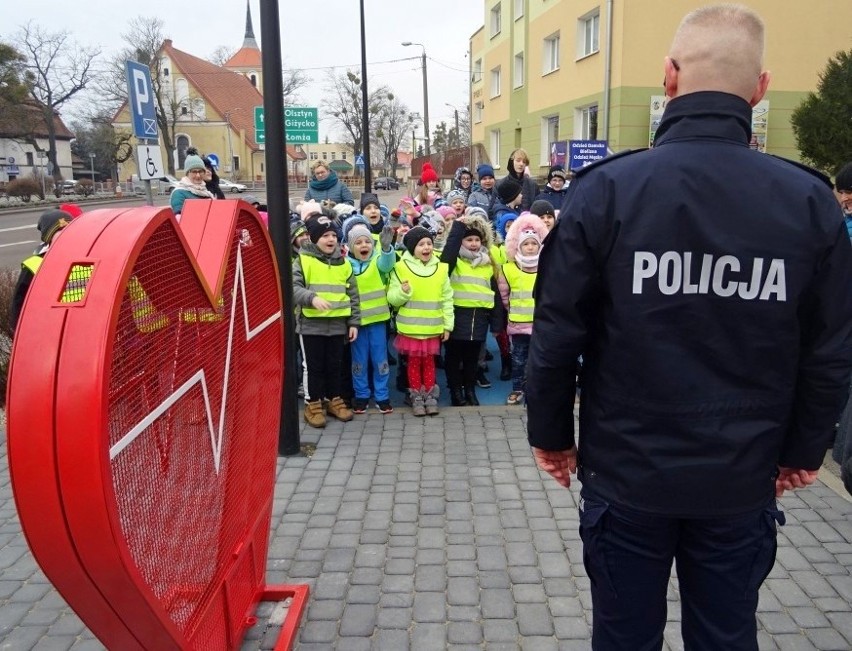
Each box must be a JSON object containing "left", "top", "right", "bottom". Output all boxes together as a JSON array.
[{"left": 419, "top": 162, "right": 439, "bottom": 185}]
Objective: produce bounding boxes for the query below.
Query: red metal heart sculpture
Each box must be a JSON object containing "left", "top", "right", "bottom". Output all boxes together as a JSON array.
[{"left": 7, "top": 200, "right": 307, "bottom": 649}]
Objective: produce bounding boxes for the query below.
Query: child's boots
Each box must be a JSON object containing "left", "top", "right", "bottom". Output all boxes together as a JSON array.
[
  {"left": 327, "top": 396, "right": 354, "bottom": 422},
  {"left": 304, "top": 400, "right": 326, "bottom": 428},
  {"left": 425, "top": 385, "right": 440, "bottom": 415},
  {"left": 410, "top": 388, "right": 426, "bottom": 417}
]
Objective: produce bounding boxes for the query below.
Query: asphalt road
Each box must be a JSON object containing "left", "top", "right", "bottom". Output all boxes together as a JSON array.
[{"left": 0, "top": 187, "right": 407, "bottom": 269}]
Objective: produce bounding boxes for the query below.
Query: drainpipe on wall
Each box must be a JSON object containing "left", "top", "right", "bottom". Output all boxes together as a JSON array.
[{"left": 602, "top": 0, "right": 614, "bottom": 146}]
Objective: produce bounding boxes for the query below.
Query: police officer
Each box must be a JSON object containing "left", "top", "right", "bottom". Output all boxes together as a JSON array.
[{"left": 526, "top": 5, "right": 852, "bottom": 650}]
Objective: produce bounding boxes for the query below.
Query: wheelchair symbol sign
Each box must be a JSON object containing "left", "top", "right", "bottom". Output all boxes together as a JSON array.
[{"left": 136, "top": 144, "right": 164, "bottom": 181}]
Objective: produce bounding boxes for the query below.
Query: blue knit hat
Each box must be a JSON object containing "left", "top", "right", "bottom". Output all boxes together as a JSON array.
[{"left": 476, "top": 163, "right": 495, "bottom": 180}]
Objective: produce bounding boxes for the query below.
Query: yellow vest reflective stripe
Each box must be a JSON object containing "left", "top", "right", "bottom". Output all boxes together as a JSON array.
[
  {"left": 502, "top": 262, "right": 536, "bottom": 323},
  {"left": 395, "top": 259, "right": 448, "bottom": 336},
  {"left": 355, "top": 261, "right": 390, "bottom": 326},
  {"left": 22, "top": 255, "right": 43, "bottom": 275},
  {"left": 490, "top": 243, "right": 507, "bottom": 265},
  {"left": 61, "top": 264, "right": 92, "bottom": 303},
  {"left": 128, "top": 276, "right": 170, "bottom": 332},
  {"left": 301, "top": 254, "right": 352, "bottom": 318},
  {"left": 180, "top": 295, "right": 225, "bottom": 323},
  {"left": 450, "top": 259, "right": 493, "bottom": 308}
]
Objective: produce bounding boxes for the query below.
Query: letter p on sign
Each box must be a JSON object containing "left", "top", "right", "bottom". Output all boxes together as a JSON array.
[{"left": 133, "top": 69, "right": 149, "bottom": 115}]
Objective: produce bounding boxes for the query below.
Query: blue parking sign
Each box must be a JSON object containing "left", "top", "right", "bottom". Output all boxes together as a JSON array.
[{"left": 125, "top": 61, "right": 159, "bottom": 140}]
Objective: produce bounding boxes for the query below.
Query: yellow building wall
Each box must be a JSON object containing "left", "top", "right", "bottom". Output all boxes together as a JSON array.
[{"left": 472, "top": 0, "right": 852, "bottom": 166}]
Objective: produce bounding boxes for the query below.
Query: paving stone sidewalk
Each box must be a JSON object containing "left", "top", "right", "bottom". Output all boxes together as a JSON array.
[{"left": 1, "top": 408, "right": 851, "bottom": 650}]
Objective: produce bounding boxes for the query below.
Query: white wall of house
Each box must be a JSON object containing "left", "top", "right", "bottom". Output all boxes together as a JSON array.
[{"left": 0, "top": 137, "right": 74, "bottom": 182}]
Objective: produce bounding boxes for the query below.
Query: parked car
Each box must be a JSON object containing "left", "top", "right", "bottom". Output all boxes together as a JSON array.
[
  {"left": 61, "top": 180, "right": 80, "bottom": 195},
  {"left": 132, "top": 175, "right": 180, "bottom": 195},
  {"left": 374, "top": 177, "right": 400, "bottom": 190},
  {"left": 219, "top": 179, "right": 247, "bottom": 193}
]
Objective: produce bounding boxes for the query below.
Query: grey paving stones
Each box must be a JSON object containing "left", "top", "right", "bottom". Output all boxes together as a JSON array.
[{"left": 1, "top": 409, "right": 851, "bottom": 650}]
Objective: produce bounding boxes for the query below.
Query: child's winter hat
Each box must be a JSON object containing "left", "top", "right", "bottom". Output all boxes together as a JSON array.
[
  {"left": 59, "top": 203, "right": 83, "bottom": 219},
  {"left": 836, "top": 162, "right": 852, "bottom": 192},
  {"left": 530, "top": 199, "right": 556, "bottom": 217},
  {"left": 445, "top": 189, "right": 466, "bottom": 204},
  {"left": 360, "top": 192, "right": 380, "bottom": 210},
  {"left": 519, "top": 227, "right": 542, "bottom": 247},
  {"left": 547, "top": 165, "right": 567, "bottom": 181},
  {"left": 464, "top": 206, "right": 489, "bottom": 220},
  {"left": 183, "top": 154, "right": 206, "bottom": 172},
  {"left": 300, "top": 199, "right": 323, "bottom": 221},
  {"left": 379, "top": 204, "right": 391, "bottom": 221},
  {"left": 305, "top": 214, "right": 338, "bottom": 244},
  {"left": 342, "top": 214, "right": 373, "bottom": 250},
  {"left": 37, "top": 208, "right": 72, "bottom": 244},
  {"left": 496, "top": 176, "right": 523, "bottom": 205},
  {"left": 403, "top": 226, "right": 434, "bottom": 255},
  {"left": 436, "top": 205, "right": 455, "bottom": 219},
  {"left": 290, "top": 217, "right": 308, "bottom": 245},
  {"left": 332, "top": 203, "right": 357, "bottom": 219},
  {"left": 476, "top": 163, "right": 495, "bottom": 180},
  {"left": 420, "top": 162, "right": 439, "bottom": 185},
  {"left": 346, "top": 224, "right": 372, "bottom": 251}
]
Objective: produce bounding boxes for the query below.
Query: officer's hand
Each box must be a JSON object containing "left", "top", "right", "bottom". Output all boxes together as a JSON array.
[
  {"left": 311, "top": 296, "right": 332, "bottom": 311},
  {"left": 775, "top": 467, "right": 819, "bottom": 497},
  {"left": 532, "top": 447, "right": 577, "bottom": 488},
  {"left": 348, "top": 327, "right": 358, "bottom": 342}
]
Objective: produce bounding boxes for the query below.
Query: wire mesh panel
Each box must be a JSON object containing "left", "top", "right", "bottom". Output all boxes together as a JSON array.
[
  {"left": 106, "top": 211, "right": 282, "bottom": 643},
  {"left": 7, "top": 202, "right": 291, "bottom": 650}
]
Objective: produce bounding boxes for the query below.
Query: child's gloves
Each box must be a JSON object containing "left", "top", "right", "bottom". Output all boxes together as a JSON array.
[{"left": 380, "top": 224, "right": 395, "bottom": 251}]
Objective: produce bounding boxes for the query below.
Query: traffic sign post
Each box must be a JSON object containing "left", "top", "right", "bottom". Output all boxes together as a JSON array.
[
  {"left": 125, "top": 60, "right": 159, "bottom": 205},
  {"left": 255, "top": 106, "right": 319, "bottom": 144}
]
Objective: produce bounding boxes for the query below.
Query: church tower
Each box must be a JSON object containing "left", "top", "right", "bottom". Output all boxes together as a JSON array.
[{"left": 224, "top": 1, "right": 262, "bottom": 90}]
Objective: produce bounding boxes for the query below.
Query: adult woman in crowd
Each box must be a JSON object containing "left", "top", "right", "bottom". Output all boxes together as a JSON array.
[
  {"left": 304, "top": 159, "right": 354, "bottom": 204},
  {"left": 170, "top": 153, "right": 214, "bottom": 217},
  {"left": 504, "top": 148, "right": 538, "bottom": 212}
]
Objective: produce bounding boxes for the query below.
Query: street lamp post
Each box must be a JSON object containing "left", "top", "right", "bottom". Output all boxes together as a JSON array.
[
  {"left": 89, "top": 153, "right": 96, "bottom": 188},
  {"left": 402, "top": 42, "right": 430, "bottom": 156}
]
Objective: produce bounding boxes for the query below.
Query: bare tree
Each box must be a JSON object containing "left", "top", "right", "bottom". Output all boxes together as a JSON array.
[
  {"left": 16, "top": 22, "right": 100, "bottom": 182},
  {"left": 325, "top": 70, "right": 392, "bottom": 165},
  {"left": 282, "top": 67, "right": 308, "bottom": 106},
  {"left": 70, "top": 113, "right": 134, "bottom": 182},
  {"left": 209, "top": 45, "right": 236, "bottom": 67},
  {"left": 372, "top": 95, "right": 414, "bottom": 177}
]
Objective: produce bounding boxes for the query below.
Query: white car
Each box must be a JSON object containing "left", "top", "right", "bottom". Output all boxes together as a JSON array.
[{"left": 219, "top": 179, "right": 247, "bottom": 193}]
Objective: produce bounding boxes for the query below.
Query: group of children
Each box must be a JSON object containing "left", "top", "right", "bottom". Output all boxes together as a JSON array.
[{"left": 291, "top": 152, "right": 564, "bottom": 427}]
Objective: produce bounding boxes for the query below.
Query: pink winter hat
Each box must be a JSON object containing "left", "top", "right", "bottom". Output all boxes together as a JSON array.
[{"left": 300, "top": 200, "right": 322, "bottom": 221}]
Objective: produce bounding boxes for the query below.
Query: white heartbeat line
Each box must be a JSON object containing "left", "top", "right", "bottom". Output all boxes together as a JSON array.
[{"left": 109, "top": 243, "right": 282, "bottom": 473}]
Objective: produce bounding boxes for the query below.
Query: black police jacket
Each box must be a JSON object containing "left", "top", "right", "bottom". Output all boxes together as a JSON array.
[{"left": 527, "top": 91, "right": 852, "bottom": 517}]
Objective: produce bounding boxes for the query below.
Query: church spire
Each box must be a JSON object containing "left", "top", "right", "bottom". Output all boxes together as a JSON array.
[{"left": 243, "top": 1, "right": 259, "bottom": 49}]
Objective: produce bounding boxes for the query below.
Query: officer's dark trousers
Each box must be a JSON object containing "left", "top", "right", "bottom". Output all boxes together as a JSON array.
[{"left": 579, "top": 490, "right": 784, "bottom": 651}]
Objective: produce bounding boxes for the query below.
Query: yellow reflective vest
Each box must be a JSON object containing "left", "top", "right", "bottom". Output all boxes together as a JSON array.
[
  {"left": 450, "top": 259, "right": 494, "bottom": 308},
  {"left": 354, "top": 261, "right": 390, "bottom": 326},
  {"left": 394, "top": 259, "right": 448, "bottom": 337},
  {"left": 502, "top": 262, "right": 536, "bottom": 323},
  {"left": 490, "top": 243, "right": 507, "bottom": 265},
  {"left": 301, "top": 254, "right": 353, "bottom": 318}
]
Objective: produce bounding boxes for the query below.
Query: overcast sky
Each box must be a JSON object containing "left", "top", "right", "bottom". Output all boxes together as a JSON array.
[{"left": 6, "top": 0, "right": 484, "bottom": 141}]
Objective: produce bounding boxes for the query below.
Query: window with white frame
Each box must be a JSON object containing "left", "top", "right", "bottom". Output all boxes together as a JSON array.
[
  {"left": 490, "top": 66, "right": 502, "bottom": 98},
  {"left": 472, "top": 58, "right": 483, "bottom": 83},
  {"left": 578, "top": 10, "right": 600, "bottom": 58},
  {"left": 310, "top": 152, "right": 318, "bottom": 160},
  {"left": 474, "top": 101, "right": 484, "bottom": 124},
  {"left": 513, "top": 53, "right": 524, "bottom": 89},
  {"left": 543, "top": 32, "right": 560, "bottom": 74},
  {"left": 341, "top": 152, "right": 347, "bottom": 160},
  {"left": 490, "top": 3, "right": 502, "bottom": 37},
  {"left": 540, "top": 115, "right": 559, "bottom": 164},
  {"left": 576, "top": 104, "right": 599, "bottom": 139},
  {"left": 490, "top": 129, "right": 501, "bottom": 166},
  {"left": 514, "top": 0, "right": 524, "bottom": 20}
]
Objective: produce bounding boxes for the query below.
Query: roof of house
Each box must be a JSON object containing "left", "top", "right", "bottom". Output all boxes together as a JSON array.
[
  {"left": 287, "top": 146, "right": 306, "bottom": 160},
  {"left": 0, "top": 102, "right": 74, "bottom": 140},
  {"left": 162, "top": 40, "right": 264, "bottom": 150}
]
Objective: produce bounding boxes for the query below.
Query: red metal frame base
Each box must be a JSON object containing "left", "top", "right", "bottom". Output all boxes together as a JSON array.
[{"left": 250, "top": 584, "right": 310, "bottom": 651}]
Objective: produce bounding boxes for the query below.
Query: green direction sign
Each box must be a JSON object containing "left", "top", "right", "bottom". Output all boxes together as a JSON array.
[{"left": 254, "top": 106, "right": 318, "bottom": 144}]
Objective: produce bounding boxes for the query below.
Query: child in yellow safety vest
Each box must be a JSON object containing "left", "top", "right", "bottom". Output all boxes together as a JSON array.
[
  {"left": 292, "top": 213, "right": 360, "bottom": 428},
  {"left": 440, "top": 213, "right": 497, "bottom": 407},
  {"left": 342, "top": 215, "right": 397, "bottom": 414},
  {"left": 498, "top": 212, "right": 549, "bottom": 405},
  {"left": 387, "top": 227, "right": 454, "bottom": 417}
]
